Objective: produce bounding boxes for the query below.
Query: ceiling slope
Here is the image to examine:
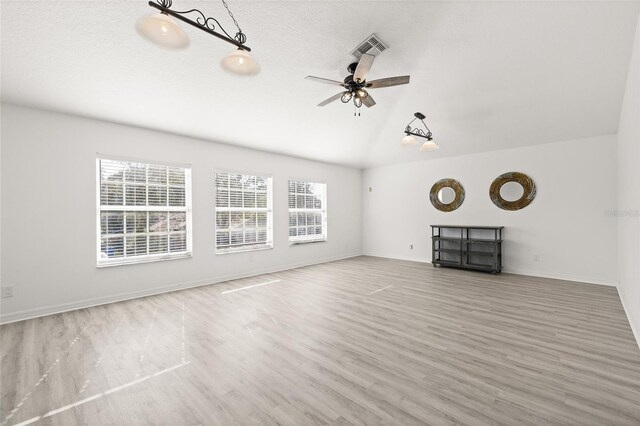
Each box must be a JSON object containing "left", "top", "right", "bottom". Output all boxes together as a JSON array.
[{"left": 2, "top": 1, "right": 639, "bottom": 168}]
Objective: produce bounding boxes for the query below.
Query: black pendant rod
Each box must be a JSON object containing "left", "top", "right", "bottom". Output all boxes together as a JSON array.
[
  {"left": 148, "top": 1, "right": 251, "bottom": 51},
  {"left": 404, "top": 112, "right": 432, "bottom": 140}
]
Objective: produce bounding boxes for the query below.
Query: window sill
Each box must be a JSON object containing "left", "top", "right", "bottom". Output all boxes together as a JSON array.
[
  {"left": 289, "top": 238, "right": 327, "bottom": 246},
  {"left": 216, "top": 245, "right": 274, "bottom": 255},
  {"left": 97, "top": 252, "right": 192, "bottom": 268}
]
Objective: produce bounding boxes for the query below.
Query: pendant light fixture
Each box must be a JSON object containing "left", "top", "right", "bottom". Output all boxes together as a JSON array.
[
  {"left": 220, "top": 49, "right": 260, "bottom": 76},
  {"left": 136, "top": 13, "right": 190, "bottom": 49},
  {"left": 402, "top": 112, "right": 438, "bottom": 151},
  {"left": 136, "top": 0, "right": 259, "bottom": 76}
]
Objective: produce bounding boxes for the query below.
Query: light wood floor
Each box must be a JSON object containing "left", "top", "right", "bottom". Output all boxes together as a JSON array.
[{"left": 1, "top": 256, "right": 640, "bottom": 425}]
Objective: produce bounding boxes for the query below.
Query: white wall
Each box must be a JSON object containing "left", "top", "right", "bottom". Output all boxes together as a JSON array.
[
  {"left": 0, "top": 104, "right": 362, "bottom": 323},
  {"left": 617, "top": 13, "right": 640, "bottom": 346},
  {"left": 363, "top": 135, "right": 618, "bottom": 286}
]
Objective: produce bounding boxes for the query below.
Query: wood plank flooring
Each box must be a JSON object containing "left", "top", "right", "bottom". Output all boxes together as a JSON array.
[{"left": 1, "top": 256, "right": 639, "bottom": 425}]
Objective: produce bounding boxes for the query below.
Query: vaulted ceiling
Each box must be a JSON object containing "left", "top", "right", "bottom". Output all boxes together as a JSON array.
[{"left": 2, "top": 1, "right": 639, "bottom": 168}]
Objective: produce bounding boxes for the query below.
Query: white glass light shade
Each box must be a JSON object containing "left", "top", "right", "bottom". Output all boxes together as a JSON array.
[
  {"left": 420, "top": 140, "right": 439, "bottom": 151},
  {"left": 221, "top": 49, "right": 260, "bottom": 76},
  {"left": 136, "top": 13, "right": 190, "bottom": 50},
  {"left": 354, "top": 97, "right": 363, "bottom": 108},
  {"left": 401, "top": 134, "right": 418, "bottom": 145},
  {"left": 341, "top": 92, "right": 353, "bottom": 103}
]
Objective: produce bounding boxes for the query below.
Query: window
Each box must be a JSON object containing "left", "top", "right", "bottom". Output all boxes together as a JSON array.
[
  {"left": 288, "top": 180, "right": 327, "bottom": 243},
  {"left": 97, "top": 157, "right": 192, "bottom": 266},
  {"left": 215, "top": 172, "right": 273, "bottom": 253}
]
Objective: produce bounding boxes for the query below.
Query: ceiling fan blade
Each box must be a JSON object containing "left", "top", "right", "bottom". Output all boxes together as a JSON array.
[
  {"left": 366, "top": 75, "right": 410, "bottom": 88},
  {"left": 362, "top": 94, "right": 376, "bottom": 108},
  {"left": 305, "top": 76, "right": 344, "bottom": 86},
  {"left": 353, "top": 54, "right": 375, "bottom": 83},
  {"left": 317, "top": 92, "right": 345, "bottom": 107}
]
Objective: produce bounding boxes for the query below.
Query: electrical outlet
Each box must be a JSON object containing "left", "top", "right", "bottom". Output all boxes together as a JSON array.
[
  {"left": 533, "top": 254, "right": 540, "bottom": 262},
  {"left": 2, "top": 286, "right": 14, "bottom": 298}
]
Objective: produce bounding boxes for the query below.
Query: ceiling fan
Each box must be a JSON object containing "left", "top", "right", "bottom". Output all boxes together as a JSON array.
[{"left": 305, "top": 53, "right": 410, "bottom": 109}]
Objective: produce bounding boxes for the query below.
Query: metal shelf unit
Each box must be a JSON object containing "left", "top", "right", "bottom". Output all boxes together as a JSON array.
[{"left": 431, "top": 225, "right": 503, "bottom": 274}]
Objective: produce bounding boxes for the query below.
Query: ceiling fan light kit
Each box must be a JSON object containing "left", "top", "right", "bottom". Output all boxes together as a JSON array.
[
  {"left": 305, "top": 53, "right": 410, "bottom": 110},
  {"left": 341, "top": 92, "right": 353, "bottom": 103},
  {"left": 403, "top": 112, "right": 439, "bottom": 152},
  {"left": 136, "top": 0, "right": 259, "bottom": 76}
]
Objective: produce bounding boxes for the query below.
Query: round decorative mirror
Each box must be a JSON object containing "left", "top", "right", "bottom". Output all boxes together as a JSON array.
[
  {"left": 490, "top": 172, "right": 536, "bottom": 210},
  {"left": 500, "top": 181, "right": 524, "bottom": 201},
  {"left": 430, "top": 179, "right": 465, "bottom": 212},
  {"left": 438, "top": 187, "right": 456, "bottom": 204}
]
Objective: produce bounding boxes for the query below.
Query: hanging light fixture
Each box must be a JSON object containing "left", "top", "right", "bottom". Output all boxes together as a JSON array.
[
  {"left": 419, "top": 140, "right": 439, "bottom": 151},
  {"left": 400, "top": 134, "right": 418, "bottom": 145},
  {"left": 136, "top": 0, "right": 259, "bottom": 76},
  {"left": 220, "top": 49, "right": 260, "bottom": 76},
  {"left": 136, "top": 13, "right": 190, "bottom": 49},
  {"left": 402, "top": 112, "right": 438, "bottom": 151}
]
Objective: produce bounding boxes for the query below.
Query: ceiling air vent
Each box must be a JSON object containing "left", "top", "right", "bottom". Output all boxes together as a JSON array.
[{"left": 350, "top": 33, "right": 389, "bottom": 60}]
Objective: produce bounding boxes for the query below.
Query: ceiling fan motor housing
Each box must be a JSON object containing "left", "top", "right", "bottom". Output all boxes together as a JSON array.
[{"left": 343, "top": 75, "right": 366, "bottom": 91}]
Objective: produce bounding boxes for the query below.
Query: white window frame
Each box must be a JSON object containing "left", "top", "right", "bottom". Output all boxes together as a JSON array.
[
  {"left": 288, "top": 179, "right": 327, "bottom": 245},
  {"left": 96, "top": 155, "right": 193, "bottom": 267},
  {"left": 214, "top": 170, "right": 273, "bottom": 254}
]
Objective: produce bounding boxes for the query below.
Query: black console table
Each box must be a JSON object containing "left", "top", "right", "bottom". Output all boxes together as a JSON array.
[{"left": 431, "top": 225, "right": 503, "bottom": 273}]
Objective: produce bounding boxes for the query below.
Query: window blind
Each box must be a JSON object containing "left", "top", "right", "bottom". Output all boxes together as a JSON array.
[
  {"left": 97, "top": 158, "right": 192, "bottom": 266},
  {"left": 288, "top": 180, "right": 327, "bottom": 243},
  {"left": 215, "top": 172, "right": 273, "bottom": 253}
]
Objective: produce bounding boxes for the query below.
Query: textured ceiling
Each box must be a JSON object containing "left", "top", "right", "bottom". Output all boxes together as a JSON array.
[{"left": 2, "top": 1, "right": 639, "bottom": 168}]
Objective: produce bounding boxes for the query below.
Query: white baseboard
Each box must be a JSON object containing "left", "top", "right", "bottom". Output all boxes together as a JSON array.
[
  {"left": 363, "top": 252, "right": 431, "bottom": 264},
  {"left": 0, "top": 253, "right": 361, "bottom": 324},
  {"left": 617, "top": 286, "right": 640, "bottom": 350},
  {"left": 500, "top": 268, "right": 617, "bottom": 287},
  {"left": 362, "top": 252, "right": 618, "bottom": 287}
]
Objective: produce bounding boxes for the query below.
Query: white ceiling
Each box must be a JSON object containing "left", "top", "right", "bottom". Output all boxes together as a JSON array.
[{"left": 2, "top": 1, "right": 639, "bottom": 168}]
